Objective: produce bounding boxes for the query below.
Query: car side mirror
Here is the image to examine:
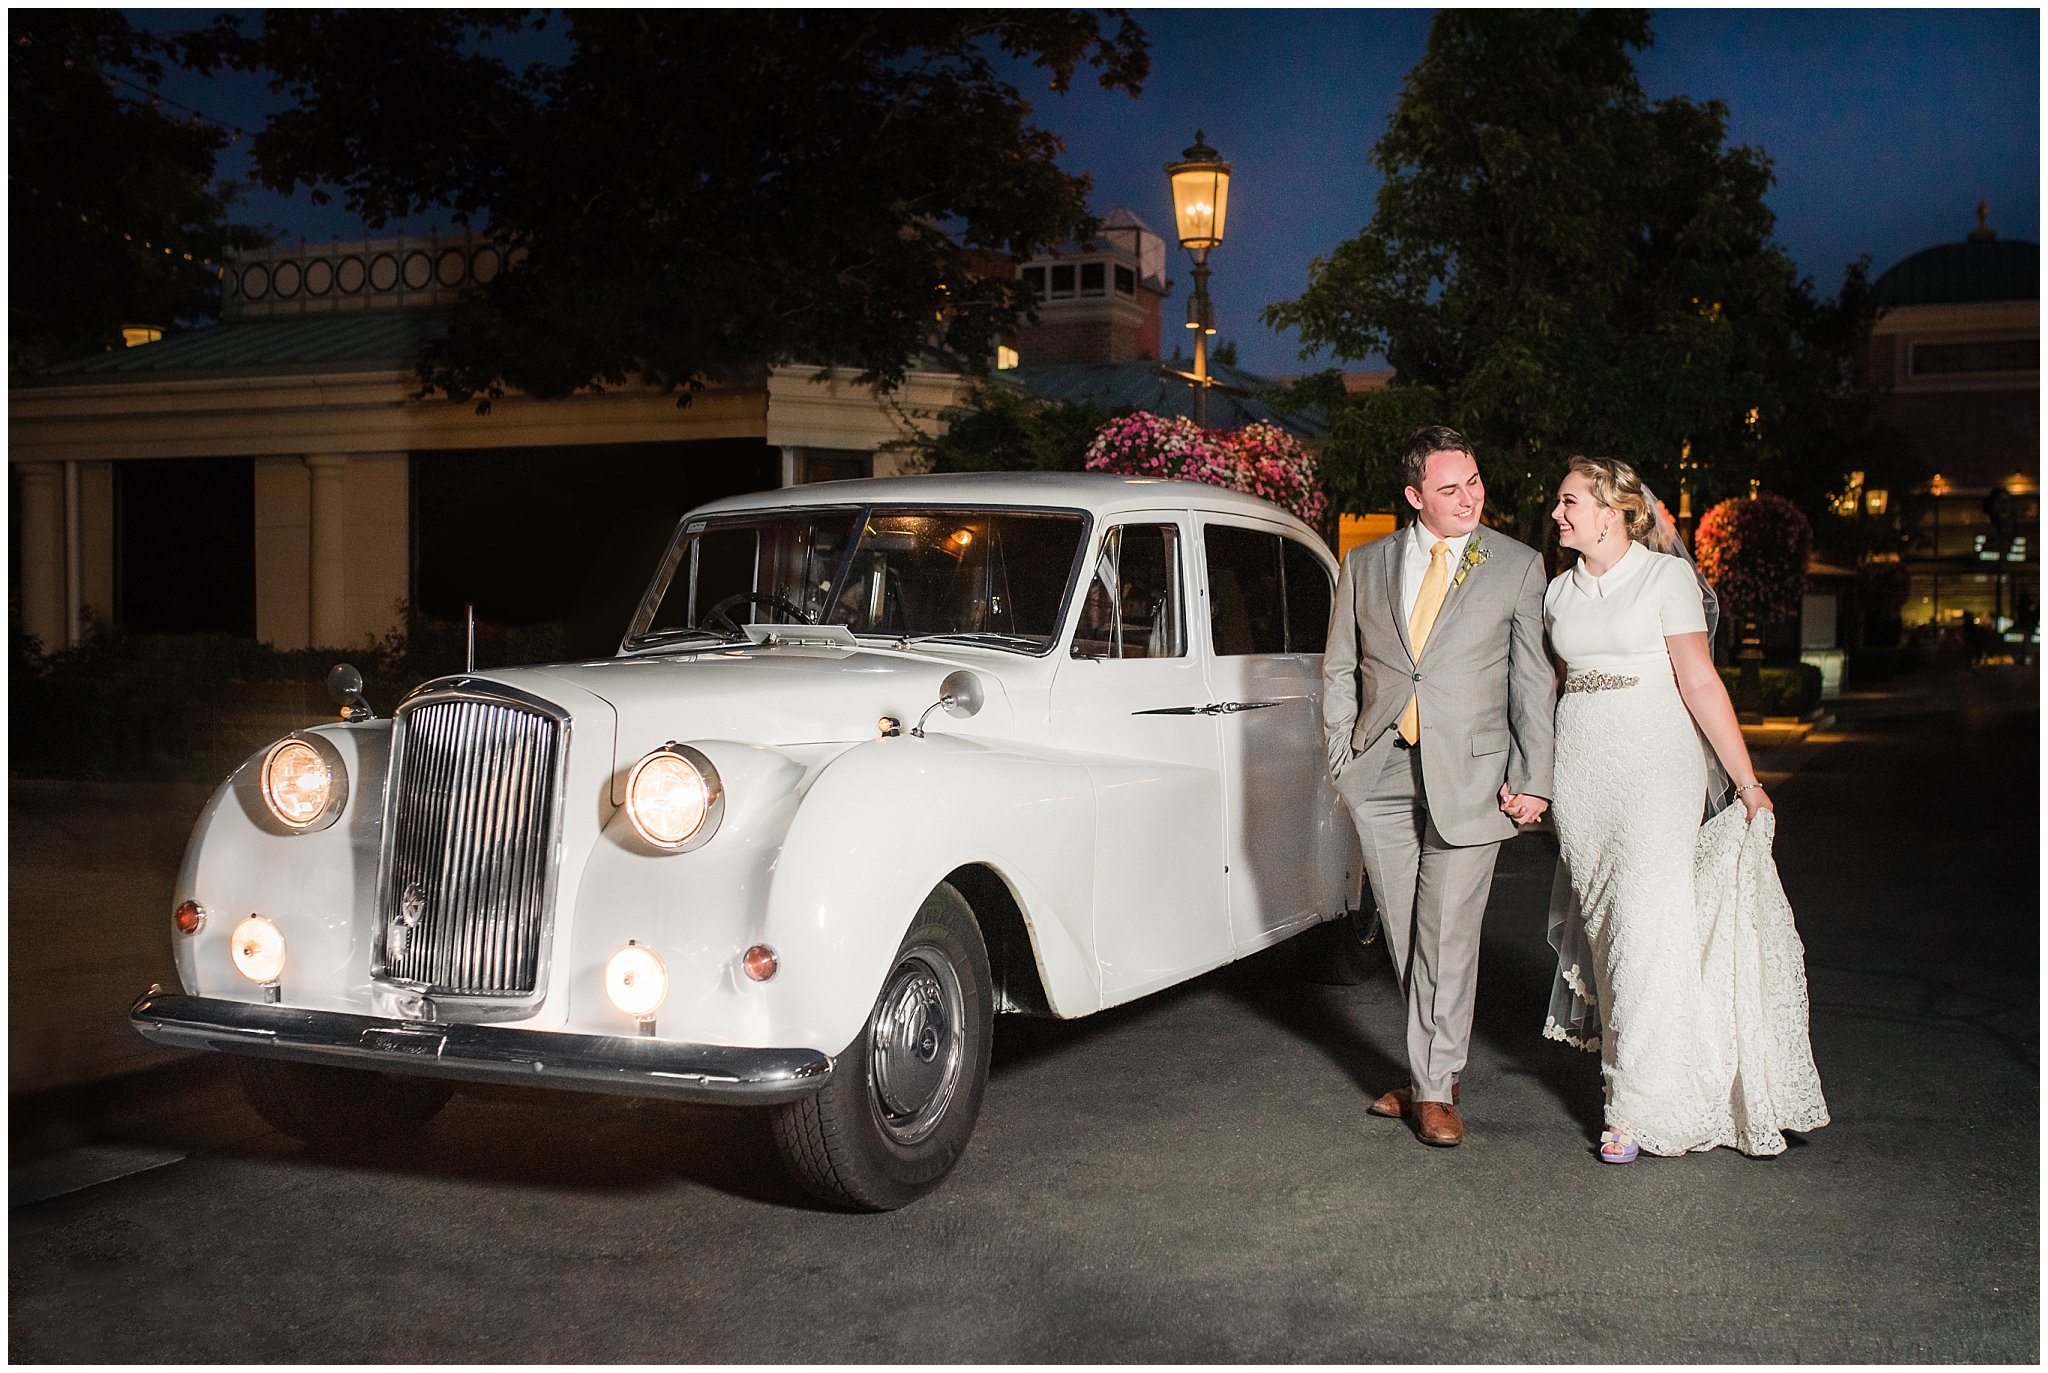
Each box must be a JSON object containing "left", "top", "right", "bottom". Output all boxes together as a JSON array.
[
  {"left": 326, "top": 663, "right": 375, "bottom": 723},
  {"left": 912, "top": 669, "right": 985, "bottom": 737}
]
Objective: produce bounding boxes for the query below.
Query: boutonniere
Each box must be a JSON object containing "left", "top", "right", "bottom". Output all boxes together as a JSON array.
[{"left": 1451, "top": 536, "right": 1489, "bottom": 590}]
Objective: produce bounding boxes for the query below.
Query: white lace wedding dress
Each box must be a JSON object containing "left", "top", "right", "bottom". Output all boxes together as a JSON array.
[{"left": 1542, "top": 542, "right": 1829, "bottom": 1157}]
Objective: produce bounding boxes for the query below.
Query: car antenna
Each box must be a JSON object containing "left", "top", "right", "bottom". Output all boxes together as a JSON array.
[{"left": 465, "top": 603, "right": 476, "bottom": 673}]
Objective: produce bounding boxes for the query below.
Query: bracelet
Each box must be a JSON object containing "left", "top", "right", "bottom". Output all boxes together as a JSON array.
[{"left": 1734, "top": 781, "right": 1764, "bottom": 796}]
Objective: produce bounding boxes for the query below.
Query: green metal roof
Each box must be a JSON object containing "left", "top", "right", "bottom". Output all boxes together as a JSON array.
[
  {"left": 32, "top": 311, "right": 447, "bottom": 383},
  {"left": 1870, "top": 237, "right": 2037, "bottom": 309},
  {"left": 1011, "top": 357, "right": 1329, "bottom": 439}
]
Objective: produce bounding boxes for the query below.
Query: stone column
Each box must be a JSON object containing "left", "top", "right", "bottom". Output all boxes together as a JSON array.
[
  {"left": 16, "top": 463, "right": 67, "bottom": 650},
  {"left": 305, "top": 454, "right": 348, "bottom": 648}
]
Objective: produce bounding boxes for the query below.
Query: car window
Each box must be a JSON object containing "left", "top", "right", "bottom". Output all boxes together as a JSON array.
[
  {"left": 1071, "top": 523, "right": 1185, "bottom": 659},
  {"left": 1204, "top": 525, "right": 1332, "bottom": 655},
  {"left": 630, "top": 506, "right": 1086, "bottom": 651},
  {"left": 642, "top": 510, "right": 862, "bottom": 636},
  {"left": 833, "top": 510, "right": 1084, "bottom": 649},
  {"left": 1282, "top": 536, "right": 1332, "bottom": 653},
  {"left": 1204, "top": 525, "right": 1286, "bottom": 655}
]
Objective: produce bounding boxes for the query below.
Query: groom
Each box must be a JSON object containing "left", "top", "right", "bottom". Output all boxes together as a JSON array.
[{"left": 1321, "top": 426, "right": 1555, "bottom": 1147}]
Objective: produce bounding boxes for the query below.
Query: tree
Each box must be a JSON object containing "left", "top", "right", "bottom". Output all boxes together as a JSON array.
[
  {"left": 9, "top": 11, "right": 262, "bottom": 376},
  {"left": 894, "top": 380, "right": 1118, "bottom": 474},
  {"left": 1264, "top": 10, "right": 1875, "bottom": 540},
  {"left": 177, "top": 11, "right": 1149, "bottom": 408}
]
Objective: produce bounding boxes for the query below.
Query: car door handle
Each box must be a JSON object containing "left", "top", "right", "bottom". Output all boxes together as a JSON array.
[{"left": 1133, "top": 701, "right": 1284, "bottom": 717}]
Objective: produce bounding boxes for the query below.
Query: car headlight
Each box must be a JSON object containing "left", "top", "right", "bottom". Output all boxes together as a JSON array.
[
  {"left": 230, "top": 915, "right": 287, "bottom": 985},
  {"left": 605, "top": 942, "right": 668, "bottom": 1018},
  {"left": 624, "top": 743, "right": 724, "bottom": 851},
  {"left": 261, "top": 738, "right": 336, "bottom": 830}
]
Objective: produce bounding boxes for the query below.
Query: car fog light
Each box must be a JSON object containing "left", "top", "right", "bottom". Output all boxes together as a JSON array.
[
  {"left": 230, "top": 915, "right": 287, "bottom": 985},
  {"left": 625, "top": 744, "right": 723, "bottom": 850},
  {"left": 174, "top": 900, "right": 207, "bottom": 935},
  {"left": 742, "top": 945, "right": 779, "bottom": 982},
  {"left": 261, "top": 739, "right": 333, "bottom": 829},
  {"left": 606, "top": 942, "right": 668, "bottom": 1017}
]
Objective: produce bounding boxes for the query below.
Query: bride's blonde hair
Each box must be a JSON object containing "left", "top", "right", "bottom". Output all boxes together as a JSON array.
[{"left": 1566, "top": 456, "right": 1656, "bottom": 541}]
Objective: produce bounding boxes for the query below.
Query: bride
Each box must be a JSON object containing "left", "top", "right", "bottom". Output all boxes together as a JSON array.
[{"left": 1541, "top": 456, "right": 1830, "bottom": 1163}]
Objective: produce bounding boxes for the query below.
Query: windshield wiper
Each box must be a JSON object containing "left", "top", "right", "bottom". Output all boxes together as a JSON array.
[
  {"left": 889, "top": 630, "right": 1045, "bottom": 653},
  {"left": 630, "top": 626, "right": 738, "bottom": 649}
]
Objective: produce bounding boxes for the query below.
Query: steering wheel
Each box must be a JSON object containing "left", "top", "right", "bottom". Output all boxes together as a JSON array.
[{"left": 705, "top": 591, "right": 816, "bottom": 637}]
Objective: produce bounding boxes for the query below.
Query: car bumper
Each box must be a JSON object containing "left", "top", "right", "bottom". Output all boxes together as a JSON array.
[{"left": 129, "top": 987, "right": 833, "bottom": 1106}]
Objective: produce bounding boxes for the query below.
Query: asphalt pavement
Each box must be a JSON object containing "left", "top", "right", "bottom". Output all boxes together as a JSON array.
[{"left": 7, "top": 666, "right": 2038, "bottom": 1361}]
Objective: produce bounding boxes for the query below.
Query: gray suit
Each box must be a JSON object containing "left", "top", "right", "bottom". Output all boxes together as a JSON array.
[{"left": 1321, "top": 525, "right": 1555, "bottom": 1103}]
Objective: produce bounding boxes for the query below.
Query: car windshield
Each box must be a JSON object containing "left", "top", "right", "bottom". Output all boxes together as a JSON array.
[{"left": 628, "top": 505, "right": 1088, "bottom": 653}]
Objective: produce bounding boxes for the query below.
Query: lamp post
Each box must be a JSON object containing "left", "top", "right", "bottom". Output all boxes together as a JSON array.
[{"left": 1165, "top": 131, "right": 1231, "bottom": 426}]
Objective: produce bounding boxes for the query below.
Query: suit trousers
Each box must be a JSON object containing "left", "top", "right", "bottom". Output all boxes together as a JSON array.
[{"left": 1346, "top": 740, "right": 1502, "bottom": 1103}]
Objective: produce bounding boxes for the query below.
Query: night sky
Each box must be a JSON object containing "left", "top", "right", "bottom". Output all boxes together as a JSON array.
[{"left": 139, "top": 9, "right": 2040, "bottom": 378}]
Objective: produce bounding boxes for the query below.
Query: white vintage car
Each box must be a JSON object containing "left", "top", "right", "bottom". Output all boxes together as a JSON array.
[{"left": 132, "top": 472, "right": 1369, "bottom": 1209}]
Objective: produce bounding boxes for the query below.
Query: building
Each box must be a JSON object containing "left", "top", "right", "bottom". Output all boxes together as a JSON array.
[
  {"left": 9, "top": 233, "right": 971, "bottom": 657},
  {"left": 1859, "top": 207, "right": 2039, "bottom": 642},
  {"left": 11, "top": 216, "right": 1332, "bottom": 659},
  {"left": 1004, "top": 209, "right": 1329, "bottom": 451}
]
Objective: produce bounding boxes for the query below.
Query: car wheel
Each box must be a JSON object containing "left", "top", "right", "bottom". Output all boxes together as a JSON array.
[
  {"left": 771, "top": 882, "right": 993, "bottom": 1211},
  {"left": 1297, "top": 905, "right": 1390, "bottom": 985},
  {"left": 236, "top": 1058, "right": 453, "bottom": 1148}
]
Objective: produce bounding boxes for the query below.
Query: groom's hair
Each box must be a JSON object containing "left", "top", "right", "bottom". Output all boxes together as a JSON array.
[{"left": 1400, "top": 425, "right": 1476, "bottom": 491}]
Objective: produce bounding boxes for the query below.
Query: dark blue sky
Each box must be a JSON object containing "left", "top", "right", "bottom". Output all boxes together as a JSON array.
[{"left": 146, "top": 9, "right": 2039, "bottom": 378}]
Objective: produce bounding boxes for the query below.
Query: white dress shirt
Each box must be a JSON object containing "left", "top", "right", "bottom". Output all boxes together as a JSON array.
[{"left": 1401, "top": 521, "right": 1475, "bottom": 624}]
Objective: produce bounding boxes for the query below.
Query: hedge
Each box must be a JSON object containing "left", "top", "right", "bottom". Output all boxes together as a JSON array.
[{"left": 1716, "top": 663, "right": 1824, "bottom": 717}]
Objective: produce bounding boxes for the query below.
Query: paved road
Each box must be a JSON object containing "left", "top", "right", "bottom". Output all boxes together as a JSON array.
[{"left": 8, "top": 670, "right": 2037, "bottom": 1361}]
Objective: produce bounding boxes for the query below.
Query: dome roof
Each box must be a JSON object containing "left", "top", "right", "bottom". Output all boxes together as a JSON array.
[{"left": 1870, "top": 235, "right": 2037, "bottom": 309}]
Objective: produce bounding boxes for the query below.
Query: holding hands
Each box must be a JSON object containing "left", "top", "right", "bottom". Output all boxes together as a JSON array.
[{"left": 1499, "top": 785, "right": 1548, "bottom": 825}]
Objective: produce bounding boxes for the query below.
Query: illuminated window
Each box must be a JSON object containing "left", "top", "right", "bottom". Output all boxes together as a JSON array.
[{"left": 996, "top": 345, "right": 1020, "bottom": 371}]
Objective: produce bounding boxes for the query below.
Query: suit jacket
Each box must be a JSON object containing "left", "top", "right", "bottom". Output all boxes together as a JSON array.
[{"left": 1320, "top": 525, "right": 1556, "bottom": 847}]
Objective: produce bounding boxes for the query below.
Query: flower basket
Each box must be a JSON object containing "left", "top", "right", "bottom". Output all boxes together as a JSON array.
[{"left": 1082, "top": 412, "right": 1326, "bottom": 526}]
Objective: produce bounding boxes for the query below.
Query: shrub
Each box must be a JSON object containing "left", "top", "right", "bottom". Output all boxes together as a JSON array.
[
  {"left": 1696, "top": 494, "right": 1813, "bottom": 626},
  {"left": 1717, "top": 663, "right": 1824, "bottom": 717}
]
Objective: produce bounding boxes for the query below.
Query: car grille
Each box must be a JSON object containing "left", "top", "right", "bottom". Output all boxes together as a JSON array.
[{"left": 379, "top": 694, "right": 563, "bottom": 998}]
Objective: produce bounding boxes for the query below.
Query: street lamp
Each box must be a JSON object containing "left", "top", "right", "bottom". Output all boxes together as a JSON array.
[{"left": 1165, "top": 130, "right": 1231, "bottom": 426}]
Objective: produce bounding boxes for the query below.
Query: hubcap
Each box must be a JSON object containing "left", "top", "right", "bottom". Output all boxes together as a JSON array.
[{"left": 868, "top": 943, "right": 966, "bottom": 1145}]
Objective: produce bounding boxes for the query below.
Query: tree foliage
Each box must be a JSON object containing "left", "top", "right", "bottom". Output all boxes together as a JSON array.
[
  {"left": 893, "top": 380, "right": 1117, "bottom": 474},
  {"left": 9, "top": 11, "right": 262, "bottom": 376},
  {"left": 177, "top": 11, "right": 1149, "bottom": 408},
  {"left": 1265, "top": 10, "right": 1877, "bottom": 539}
]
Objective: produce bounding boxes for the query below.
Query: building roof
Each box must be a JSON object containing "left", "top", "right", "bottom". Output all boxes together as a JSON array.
[
  {"left": 1870, "top": 236, "right": 2038, "bottom": 309},
  {"left": 1011, "top": 357, "right": 1329, "bottom": 439},
  {"left": 34, "top": 311, "right": 445, "bottom": 384}
]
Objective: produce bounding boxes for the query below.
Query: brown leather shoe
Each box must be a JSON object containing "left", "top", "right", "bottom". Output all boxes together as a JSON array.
[
  {"left": 1367, "top": 1082, "right": 1461, "bottom": 1118},
  {"left": 1413, "top": 1100, "right": 1465, "bottom": 1147}
]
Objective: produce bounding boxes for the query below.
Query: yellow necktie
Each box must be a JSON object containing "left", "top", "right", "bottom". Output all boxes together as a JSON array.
[{"left": 1397, "top": 540, "right": 1450, "bottom": 745}]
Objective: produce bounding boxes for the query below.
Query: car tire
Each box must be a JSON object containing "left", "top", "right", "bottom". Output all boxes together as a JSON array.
[
  {"left": 1297, "top": 905, "right": 1390, "bottom": 985},
  {"left": 236, "top": 1058, "right": 454, "bottom": 1148},
  {"left": 771, "top": 881, "right": 993, "bottom": 1211}
]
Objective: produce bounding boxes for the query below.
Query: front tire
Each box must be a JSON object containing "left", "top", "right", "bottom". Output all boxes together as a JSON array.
[
  {"left": 237, "top": 1058, "right": 453, "bottom": 1148},
  {"left": 1297, "top": 905, "right": 1390, "bottom": 985},
  {"left": 771, "top": 882, "right": 993, "bottom": 1210}
]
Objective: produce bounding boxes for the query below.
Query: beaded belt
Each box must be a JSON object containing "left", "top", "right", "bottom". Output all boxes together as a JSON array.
[{"left": 1563, "top": 670, "right": 1639, "bottom": 695}]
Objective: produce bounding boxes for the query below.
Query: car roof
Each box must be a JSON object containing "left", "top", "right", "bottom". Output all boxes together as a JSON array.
[{"left": 688, "top": 470, "right": 1317, "bottom": 533}]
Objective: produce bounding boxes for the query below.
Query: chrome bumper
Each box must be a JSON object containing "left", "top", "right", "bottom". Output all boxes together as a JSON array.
[{"left": 129, "top": 987, "right": 833, "bottom": 1106}]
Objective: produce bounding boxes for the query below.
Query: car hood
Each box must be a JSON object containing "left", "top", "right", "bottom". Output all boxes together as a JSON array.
[{"left": 502, "top": 644, "right": 1017, "bottom": 752}]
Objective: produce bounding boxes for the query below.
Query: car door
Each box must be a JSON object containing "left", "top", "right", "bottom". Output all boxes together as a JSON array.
[
  {"left": 1198, "top": 517, "right": 1357, "bottom": 950},
  {"left": 1050, "top": 514, "right": 1233, "bottom": 1002}
]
